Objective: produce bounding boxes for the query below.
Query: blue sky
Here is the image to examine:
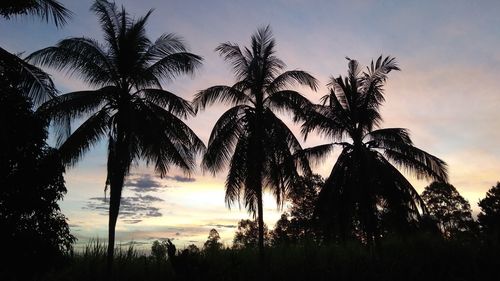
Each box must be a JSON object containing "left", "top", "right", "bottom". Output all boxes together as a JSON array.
[{"left": 2, "top": 0, "right": 500, "bottom": 248}]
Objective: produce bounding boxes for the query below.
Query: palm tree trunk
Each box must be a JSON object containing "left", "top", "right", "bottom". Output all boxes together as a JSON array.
[
  {"left": 257, "top": 187, "right": 265, "bottom": 257},
  {"left": 106, "top": 178, "right": 123, "bottom": 273},
  {"left": 105, "top": 128, "right": 129, "bottom": 274}
]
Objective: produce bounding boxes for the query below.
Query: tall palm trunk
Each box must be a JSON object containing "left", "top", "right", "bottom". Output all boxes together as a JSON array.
[
  {"left": 106, "top": 171, "right": 124, "bottom": 272},
  {"left": 106, "top": 122, "right": 129, "bottom": 273},
  {"left": 254, "top": 101, "right": 266, "bottom": 257},
  {"left": 256, "top": 187, "right": 265, "bottom": 256}
]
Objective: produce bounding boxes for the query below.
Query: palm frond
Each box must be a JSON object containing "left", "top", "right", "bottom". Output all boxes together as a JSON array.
[
  {"left": 146, "top": 52, "right": 202, "bottom": 83},
  {"left": 225, "top": 136, "right": 249, "bottom": 209},
  {"left": 300, "top": 105, "right": 349, "bottom": 141},
  {"left": 28, "top": 37, "right": 115, "bottom": 87},
  {"left": 0, "top": 47, "right": 58, "bottom": 106},
  {"left": 265, "top": 90, "right": 313, "bottom": 120},
  {"left": 202, "top": 105, "right": 247, "bottom": 174},
  {"left": 365, "top": 128, "right": 413, "bottom": 147},
  {"left": 143, "top": 33, "right": 187, "bottom": 60},
  {"left": 91, "top": 0, "right": 120, "bottom": 52},
  {"left": 37, "top": 86, "right": 115, "bottom": 121},
  {"left": 297, "top": 143, "right": 337, "bottom": 165},
  {"left": 383, "top": 145, "right": 448, "bottom": 182},
  {"left": 131, "top": 101, "right": 204, "bottom": 176},
  {"left": 193, "top": 84, "right": 250, "bottom": 111},
  {"left": 139, "top": 88, "right": 194, "bottom": 118},
  {"left": 0, "top": 0, "right": 72, "bottom": 27},
  {"left": 58, "top": 109, "right": 110, "bottom": 166},
  {"left": 266, "top": 70, "right": 318, "bottom": 93}
]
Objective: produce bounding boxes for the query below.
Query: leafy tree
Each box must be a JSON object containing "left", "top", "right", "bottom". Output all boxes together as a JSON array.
[
  {"left": 0, "top": 0, "right": 71, "bottom": 27},
  {"left": 270, "top": 213, "right": 292, "bottom": 245},
  {"left": 233, "top": 219, "right": 269, "bottom": 249},
  {"left": 478, "top": 182, "right": 500, "bottom": 239},
  {"left": 0, "top": 82, "right": 75, "bottom": 279},
  {"left": 288, "top": 174, "right": 323, "bottom": 239},
  {"left": 272, "top": 174, "right": 323, "bottom": 244},
  {"left": 185, "top": 244, "right": 200, "bottom": 254},
  {"left": 151, "top": 240, "right": 168, "bottom": 262},
  {"left": 421, "top": 182, "right": 477, "bottom": 239},
  {"left": 194, "top": 26, "right": 317, "bottom": 254},
  {"left": 203, "top": 229, "right": 223, "bottom": 251},
  {"left": 301, "top": 57, "right": 448, "bottom": 245},
  {"left": 28, "top": 0, "right": 204, "bottom": 269}
]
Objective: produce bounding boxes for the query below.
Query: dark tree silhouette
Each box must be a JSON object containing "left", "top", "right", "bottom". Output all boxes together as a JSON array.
[
  {"left": 421, "top": 182, "right": 476, "bottom": 239},
  {"left": 0, "top": 0, "right": 71, "bottom": 27},
  {"left": 28, "top": 0, "right": 204, "bottom": 269},
  {"left": 151, "top": 240, "right": 168, "bottom": 262},
  {"left": 0, "top": 82, "right": 75, "bottom": 279},
  {"left": 272, "top": 174, "right": 323, "bottom": 244},
  {"left": 194, "top": 26, "right": 318, "bottom": 255},
  {"left": 233, "top": 219, "right": 270, "bottom": 249},
  {"left": 203, "top": 229, "right": 224, "bottom": 251},
  {"left": 478, "top": 182, "right": 500, "bottom": 239},
  {"left": 270, "top": 213, "right": 293, "bottom": 245},
  {"left": 301, "top": 56, "right": 448, "bottom": 245}
]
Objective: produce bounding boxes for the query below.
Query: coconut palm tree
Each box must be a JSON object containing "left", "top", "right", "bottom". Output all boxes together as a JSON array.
[
  {"left": 28, "top": 0, "right": 204, "bottom": 268},
  {"left": 194, "top": 26, "right": 317, "bottom": 254},
  {"left": 301, "top": 56, "right": 448, "bottom": 245}
]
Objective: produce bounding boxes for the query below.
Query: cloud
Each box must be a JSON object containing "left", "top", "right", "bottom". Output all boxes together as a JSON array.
[
  {"left": 164, "top": 175, "right": 196, "bottom": 183},
  {"left": 85, "top": 194, "right": 164, "bottom": 223},
  {"left": 124, "top": 173, "right": 195, "bottom": 193},
  {"left": 125, "top": 174, "right": 167, "bottom": 192},
  {"left": 206, "top": 223, "right": 237, "bottom": 229}
]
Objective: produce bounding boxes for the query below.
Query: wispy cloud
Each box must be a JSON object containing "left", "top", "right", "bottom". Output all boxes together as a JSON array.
[
  {"left": 85, "top": 194, "right": 164, "bottom": 223},
  {"left": 125, "top": 174, "right": 167, "bottom": 192}
]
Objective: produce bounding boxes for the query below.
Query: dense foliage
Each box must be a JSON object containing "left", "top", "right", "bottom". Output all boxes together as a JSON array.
[
  {"left": 0, "top": 83, "right": 75, "bottom": 279},
  {"left": 421, "top": 181, "right": 477, "bottom": 239},
  {"left": 478, "top": 182, "right": 500, "bottom": 238}
]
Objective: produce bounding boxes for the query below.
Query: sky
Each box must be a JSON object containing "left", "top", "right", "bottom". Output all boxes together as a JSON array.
[{"left": 2, "top": 0, "right": 500, "bottom": 250}]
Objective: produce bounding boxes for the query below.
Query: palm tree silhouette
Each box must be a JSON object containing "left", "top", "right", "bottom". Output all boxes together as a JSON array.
[
  {"left": 28, "top": 0, "right": 204, "bottom": 269},
  {"left": 301, "top": 56, "right": 448, "bottom": 245},
  {"left": 194, "top": 26, "right": 318, "bottom": 255}
]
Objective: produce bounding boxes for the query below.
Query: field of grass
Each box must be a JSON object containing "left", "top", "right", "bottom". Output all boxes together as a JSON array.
[{"left": 39, "top": 235, "right": 500, "bottom": 281}]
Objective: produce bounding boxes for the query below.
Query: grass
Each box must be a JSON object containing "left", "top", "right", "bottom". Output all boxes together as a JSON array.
[{"left": 39, "top": 235, "right": 500, "bottom": 281}]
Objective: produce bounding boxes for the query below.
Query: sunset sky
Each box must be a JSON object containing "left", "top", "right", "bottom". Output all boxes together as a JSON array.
[{"left": 2, "top": 0, "right": 500, "bottom": 249}]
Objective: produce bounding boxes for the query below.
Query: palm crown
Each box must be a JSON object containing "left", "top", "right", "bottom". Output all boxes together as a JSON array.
[
  {"left": 301, "top": 56, "right": 448, "bottom": 243},
  {"left": 194, "top": 26, "right": 318, "bottom": 252},
  {"left": 28, "top": 0, "right": 204, "bottom": 267}
]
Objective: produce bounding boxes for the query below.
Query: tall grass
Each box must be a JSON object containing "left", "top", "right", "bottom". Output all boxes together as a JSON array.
[{"left": 42, "top": 235, "right": 500, "bottom": 281}]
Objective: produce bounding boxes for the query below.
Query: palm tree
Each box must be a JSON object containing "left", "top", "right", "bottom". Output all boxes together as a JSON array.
[
  {"left": 0, "top": 0, "right": 71, "bottom": 27},
  {"left": 301, "top": 56, "right": 448, "bottom": 245},
  {"left": 194, "top": 26, "right": 318, "bottom": 254},
  {"left": 28, "top": 0, "right": 204, "bottom": 268}
]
